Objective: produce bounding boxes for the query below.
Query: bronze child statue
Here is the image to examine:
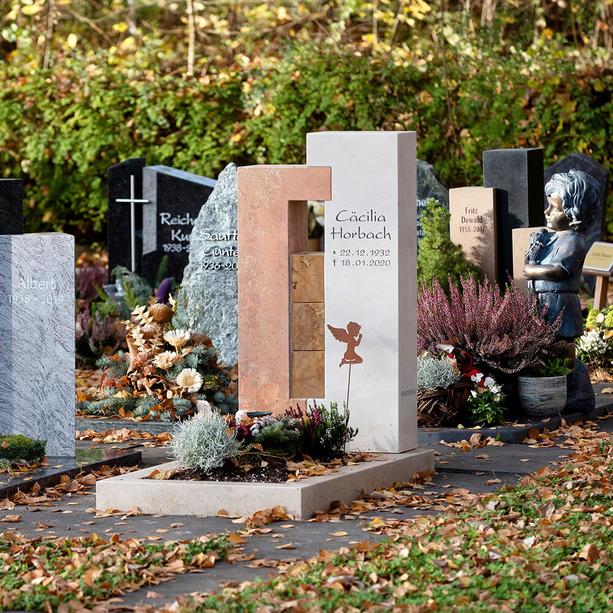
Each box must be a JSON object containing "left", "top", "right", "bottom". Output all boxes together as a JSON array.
[
  {"left": 524, "top": 168, "right": 601, "bottom": 412},
  {"left": 524, "top": 169, "right": 601, "bottom": 340}
]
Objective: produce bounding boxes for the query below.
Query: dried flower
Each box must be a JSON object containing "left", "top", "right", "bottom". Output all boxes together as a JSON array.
[
  {"left": 175, "top": 368, "right": 203, "bottom": 393},
  {"left": 141, "top": 323, "right": 158, "bottom": 339},
  {"left": 149, "top": 303, "right": 174, "bottom": 324},
  {"left": 153, "top": 351, "right": 180, "bottom": 370},
  {"left": 164, "top": 329, "right": 191, "bottom": 350}
]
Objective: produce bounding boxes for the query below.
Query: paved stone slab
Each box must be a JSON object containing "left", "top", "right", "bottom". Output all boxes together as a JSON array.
[
  {"left": 0, "top": 448, "right": 142, "bottom": 499},
  {"left": 2, "top": 417, "right": 609, "bottom": 609}
]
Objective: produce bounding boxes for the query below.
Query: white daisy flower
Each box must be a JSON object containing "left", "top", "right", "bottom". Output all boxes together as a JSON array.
[
  {"left": 153, "top": 351, "right": 180, "bottom": 370},
  {"left": 164, "top": 329, "right": 191, "bottom": 350},
  {"left": 175, "top": 368, "right": 203, "bottom": 393}
]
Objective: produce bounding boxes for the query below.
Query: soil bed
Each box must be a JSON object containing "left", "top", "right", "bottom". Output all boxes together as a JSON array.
[{"left": 169, "top": 456, "right": 290, "bottom": 484}]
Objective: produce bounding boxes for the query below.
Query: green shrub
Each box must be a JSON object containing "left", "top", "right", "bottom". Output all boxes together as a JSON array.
[
  {"left": 0, "top": 40, "right": 610, "bottom": 245},
  {"left": 417, "top": 199, "right": 483, "bottom": 290},
  {"left": 0, "top": 435, "right": 46, "bottom": 462}
]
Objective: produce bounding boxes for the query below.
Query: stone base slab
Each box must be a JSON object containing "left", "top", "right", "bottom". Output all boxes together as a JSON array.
[{"left": 96, "top": 448, "right": 434, "bottom": 519}]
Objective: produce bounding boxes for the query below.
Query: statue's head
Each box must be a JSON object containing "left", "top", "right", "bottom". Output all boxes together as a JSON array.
[
  {"left": 544, "top": 169, "right": 600, "bottom": 232},
  {"left": 346, "top": 321, "right": 361, "bottom": 337}
]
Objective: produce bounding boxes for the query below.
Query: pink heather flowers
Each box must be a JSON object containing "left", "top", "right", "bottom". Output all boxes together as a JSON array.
[{"left": 417, "top": 276, "right": 561, "bottom": 374}]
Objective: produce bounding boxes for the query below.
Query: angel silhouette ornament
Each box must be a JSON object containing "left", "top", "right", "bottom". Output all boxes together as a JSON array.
[{"left": 327, "top": 321, "right": 363, "bottom": 367}]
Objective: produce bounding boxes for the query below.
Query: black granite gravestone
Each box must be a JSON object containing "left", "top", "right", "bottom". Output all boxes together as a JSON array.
[
  {"left": 108, "top": 158, "right": 146, "bottom": 276},
  {"left": 141, "top": 166, "right": 216, "bottom": 283},
  {"left": 0, "top": 179, "right": 24, "bottom": 235},
  {"left": 544, "top": 153, "right": 608, "bottom": 251},
  {"left": 483, "top": 148, "right": 545, "bottom": 280}
]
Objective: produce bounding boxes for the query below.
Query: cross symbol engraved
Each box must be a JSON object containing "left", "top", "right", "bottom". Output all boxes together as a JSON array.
[{"left": 115, "top": 174, "right": 150, "bottom": 272}]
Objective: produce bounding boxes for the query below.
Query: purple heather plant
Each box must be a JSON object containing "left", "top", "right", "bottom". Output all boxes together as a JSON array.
[
  {"left": 417, "top": 276, "right": 561, "bottom": 374},
  {"left": 76, "top": 265, "right": 108, "bottom": 305}
]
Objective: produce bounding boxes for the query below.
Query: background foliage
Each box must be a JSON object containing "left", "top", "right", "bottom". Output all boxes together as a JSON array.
[{"left": 0, "top": 0, "right": 611, "bottom": 244}]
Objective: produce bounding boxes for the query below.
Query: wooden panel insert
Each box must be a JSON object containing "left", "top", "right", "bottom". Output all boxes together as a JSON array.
[
  {"left": 291, "top": 252, "right": 324, "bottom": 398},
  {"left": 291, "top": 252, "right": 324, "bottom": 303},
  {"left": 291, "top": 351, "right": 324, "bottom": 399},
  {"left": 292, "top": 303, "right": 324, "bottom": 351}
]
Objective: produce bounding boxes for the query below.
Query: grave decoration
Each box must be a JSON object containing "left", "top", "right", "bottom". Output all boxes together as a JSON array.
[
  {"left": 182, "top": 163, "right": 238, "bottom": 366},
  {"left": 544, "top": 153, "right": 608, "bottom": 253},
  {"left": 108, "top": 160, "right": 216, "bottom": 284},
  {"left": 577, "top": 306, "right": 613, "bottom": 381},
  {"left": 417, "top": 276, "right": 560, "bottom": 426},
  {"left": 163, "top": 401, "right": 360, "bottom": 484},
  {"left": 78, "top": 297, "right": 237, "bottom": 420},
  {"left": 97, "top": 131, "right": 434, "bottom": 520},
  {"left": 0, "top": 182, "right": 75, "bottom": 458},
  {"left": 523, "top": 169, "right": 601, "bottom": 413}
]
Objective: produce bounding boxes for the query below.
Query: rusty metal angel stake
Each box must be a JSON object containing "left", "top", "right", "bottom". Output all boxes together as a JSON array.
[{"left": 327, "top": 321, "right": 364, "bottom": 410}]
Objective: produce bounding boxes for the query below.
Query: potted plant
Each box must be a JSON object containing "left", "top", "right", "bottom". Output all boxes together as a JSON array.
[{"left": 517, "top": 357, "right": 573, "bottom": 418}]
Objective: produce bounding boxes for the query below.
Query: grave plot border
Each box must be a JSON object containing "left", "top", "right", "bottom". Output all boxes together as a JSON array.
[
  {"left": 96, "top": 449, "right": 434, "bottom": 520},
  {"left": 0, "top": 449, "right": 142, "bottom": 500}
]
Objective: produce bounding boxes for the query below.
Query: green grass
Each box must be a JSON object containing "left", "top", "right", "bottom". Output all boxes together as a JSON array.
[
  {"left": 0, "top": 533, "right": 228, "bottom": 611},
  {"left": 193, "top": 440, "right": 613, "bottom": 612}
]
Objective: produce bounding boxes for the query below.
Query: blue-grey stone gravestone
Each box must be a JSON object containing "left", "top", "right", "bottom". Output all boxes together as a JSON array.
[
  {"left": 483, "top": 148, "right": 545, "bottom": 280},
  {"left": 0, "top": 179, "right": 24, "bottom": 235},
  {"left": 545, "top": 153, "right": 608, "bottom": 252},
  {"left": 141, "top": 166, "right": 216, "bottom": 284},
  {"left": 182, "top": 163, "right": 238, "bottom": 365},
  {"left": 108, "top": 157, "right": 146, "bottom": 276},
  {"left": 416, "top": 160, "right": 448, "bottom": 241},
  {"left": 0, "top": 233, "right": 75, "bottom": 457}
]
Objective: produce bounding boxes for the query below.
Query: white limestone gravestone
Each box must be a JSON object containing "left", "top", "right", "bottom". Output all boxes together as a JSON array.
[{"left": 307, "top": 131, "right": 417, "bottom": 453}]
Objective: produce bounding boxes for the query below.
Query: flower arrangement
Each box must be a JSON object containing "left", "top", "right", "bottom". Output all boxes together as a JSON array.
[
  {"left": 416, "top": 353, "right": 470, "bottom": 427},
  {"left": 78, "top": 297, "right": 237, "bottom": 420},
  {"left": 465, "top": 370, "right": 507, "bottom": 425},
  {"left": 418, "top": 276, "right": 560, "bottom": 375},
  {"left": 229, "top": 402, "right": 358, "bottom": 461},
  {"left": 577, "top": 307, "right": 613, "bottom": 377}
]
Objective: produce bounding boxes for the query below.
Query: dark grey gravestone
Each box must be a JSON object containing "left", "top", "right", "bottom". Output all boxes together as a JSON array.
[
  {"left": 483, "top": 148, "right": 545, "bottom": 280},
  {"left": 141, "top": 166, "right": 216, "bottom": 284},
  {"left": 0, "top": 179, "right": 24, "bottom": 235},
  {"left": 544, "top": 153, "right": 608, "bottom": 251},
  {"left": 108, "top": 158, "right": 146, "bottom": 276},
  {"left": 182, "top": 163, "right": 238, "bottom": 365},
  {"left": 416, "top": 160, "right": 448, "bottom": 241}
]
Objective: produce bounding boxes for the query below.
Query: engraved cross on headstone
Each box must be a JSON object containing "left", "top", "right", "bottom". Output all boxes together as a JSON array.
[{"left": 115, "top": 175, "right": 150, "bottom": 271}]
